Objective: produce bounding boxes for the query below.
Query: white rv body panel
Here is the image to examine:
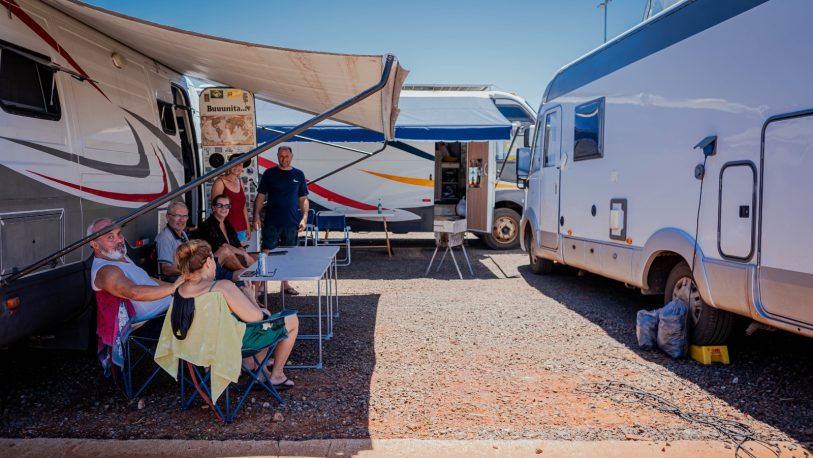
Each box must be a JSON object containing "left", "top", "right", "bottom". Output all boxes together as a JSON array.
[
  {"left": 256, "top": 89, "right": 534, "bottom": 236},
  {"left": 0, "top": 0, "right": 405, "bottom": 348},
  {"left": 522, "top": 0, "right": 813, "bottom": 339}
]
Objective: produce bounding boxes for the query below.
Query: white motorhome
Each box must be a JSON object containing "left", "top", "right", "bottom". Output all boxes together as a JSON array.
[
  {"left": 518, "top": 0, "right": 813, "bottom": 344},
  {"left": 255, "top": 86, "right": 535, "bottom": 249},
  {"left": 0, "top": 0, "right": 404, "bottom": 349}
]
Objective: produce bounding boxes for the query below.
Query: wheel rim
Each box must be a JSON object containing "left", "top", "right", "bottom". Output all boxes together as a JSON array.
[
  {"left": 492, "top": 215, "right": 518, "bottom": 244},
  {"left": 674, "top": 277, "right": 703, "bottom": 324}
]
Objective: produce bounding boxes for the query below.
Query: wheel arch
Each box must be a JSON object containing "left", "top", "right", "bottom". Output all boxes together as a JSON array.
[
  {"left": 638, "top": 228, "right": 715, "bottom": 305},
  {"left": 519, "top": 208, "right": 539, "bottom": 252}
]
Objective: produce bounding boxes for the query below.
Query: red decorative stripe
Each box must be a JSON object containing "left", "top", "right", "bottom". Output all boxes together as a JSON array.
[
  {"left": 257, "top": 157, "right": 377, "bottom": 211},
  {"left": 2, "top": 0, "right": 111, "bottom": 102},
  {"left": 28, "top": 147, "right": 169, "bottom": 202}
]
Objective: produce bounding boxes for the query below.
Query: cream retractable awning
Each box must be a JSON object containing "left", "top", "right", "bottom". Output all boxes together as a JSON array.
[{"left": 42, "top": 0, "right": 407, "bottom": 139}]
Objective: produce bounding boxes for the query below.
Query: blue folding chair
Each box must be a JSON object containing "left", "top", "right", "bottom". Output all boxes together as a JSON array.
[
  {"left": 315, "top": 211, "right": 351, "bottom": 266},
  {"left": 298, "top": 209, "right": 318, "bottom": 246},
  {"left": 179, "top": 310, "right": 297, "bottom": 424},
  {"left": 95, "top": 291, "right": 165, "bottom": 400}
]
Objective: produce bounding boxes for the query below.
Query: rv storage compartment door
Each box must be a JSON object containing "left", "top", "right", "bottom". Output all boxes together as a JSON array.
[
  {"left": 718, "top": 163, "right": 755, "bottom": 260},
  {"left": 465, "top": 142, "right": 494, "bottom": 232},
  {"left": 758, "top": 113, "right": 813, "bottom": 326},
  {"left": 0, "top": 210, "right": 65, "bottom": 275}
]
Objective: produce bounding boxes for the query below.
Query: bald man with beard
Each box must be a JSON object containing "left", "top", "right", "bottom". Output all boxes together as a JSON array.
[{"left": 88, "top": 218, "right": 181, "bottom": 321}]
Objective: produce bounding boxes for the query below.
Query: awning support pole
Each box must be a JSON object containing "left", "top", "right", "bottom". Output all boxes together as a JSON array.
[{"left": 2, "top": 54, "right": 397, "bottom": 286}]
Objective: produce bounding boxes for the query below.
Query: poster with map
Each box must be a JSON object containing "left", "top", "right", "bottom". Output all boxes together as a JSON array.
[{"left": 200, "top": 88, "right": 256, "bottom": 146}]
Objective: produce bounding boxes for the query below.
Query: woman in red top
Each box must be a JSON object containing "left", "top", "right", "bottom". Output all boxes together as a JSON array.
[{"left": 211, "top": 155, "right": 251, "bottom": 245}]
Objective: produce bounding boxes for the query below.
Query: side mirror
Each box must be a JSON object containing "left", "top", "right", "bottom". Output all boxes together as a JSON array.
[
  {"left": 516, "top": 147, "right": 531, "bottom": 182},
  {"left": 523, "top": 125, "right": 534, "bottom": 148}
]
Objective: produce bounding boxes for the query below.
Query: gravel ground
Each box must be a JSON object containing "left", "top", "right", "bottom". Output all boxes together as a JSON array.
[{"left": 1, "top": 233, "right": 811, "bottom": 453}]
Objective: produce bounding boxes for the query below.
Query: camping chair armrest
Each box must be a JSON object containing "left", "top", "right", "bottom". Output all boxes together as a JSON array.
[{"left": 254, "top": 309, "right": 297, "bottom": 325}]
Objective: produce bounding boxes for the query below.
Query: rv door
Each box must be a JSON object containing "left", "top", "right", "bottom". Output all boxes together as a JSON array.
[
  {"left": 758, "top": 112, "right": 813, "bottom": 327},
  {"left": 466, "top": 142, "right": 495, "bottom": 232},
  {"left": 538, "top": 107, "right": 562, "bottom": 249}
]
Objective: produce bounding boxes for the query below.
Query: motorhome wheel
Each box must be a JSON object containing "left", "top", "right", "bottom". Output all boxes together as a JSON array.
[
  {"left": 526, "top": 231, "right": 554, "bottom": 275},
  {"left": 664, "top": 261, "right": 734, "bottom": 345},
  {"left": 483, "top": 208, "right": 521, "bottom": 250}
]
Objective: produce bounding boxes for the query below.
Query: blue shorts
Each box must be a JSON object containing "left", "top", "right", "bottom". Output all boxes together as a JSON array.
[{"left": 261, "top": 226, "right": 298, "bottom": 250}]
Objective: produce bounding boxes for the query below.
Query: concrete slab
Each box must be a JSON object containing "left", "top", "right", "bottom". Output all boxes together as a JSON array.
[{"left": 0, "top": 438, "right": 807, "bottom": 458}]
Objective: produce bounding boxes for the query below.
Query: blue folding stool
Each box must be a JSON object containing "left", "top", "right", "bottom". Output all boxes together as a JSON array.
[
  {"left": 298, "top": 209, "right": 318, "bottom": 246},
  {"left": 315, "top": 211, "right": 351, "bottom": 266},
  {"left": 179, "top": 309, "right": 296, "bottom": 424},
  {"left": 96, "top": 291, "right": 165, "bottom": 400}
]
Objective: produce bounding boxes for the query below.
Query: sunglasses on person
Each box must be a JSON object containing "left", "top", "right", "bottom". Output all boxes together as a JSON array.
[{"left": 214, "top": 203, "right": 232, "bottom": 209}]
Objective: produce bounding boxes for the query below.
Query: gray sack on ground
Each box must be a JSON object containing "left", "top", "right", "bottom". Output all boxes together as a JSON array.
[
  {"left": 657, "top": 298, "right": 689, "bottom": 358},
  {"left": 636, "top": 309, "right": 659, "bottom": 350}
]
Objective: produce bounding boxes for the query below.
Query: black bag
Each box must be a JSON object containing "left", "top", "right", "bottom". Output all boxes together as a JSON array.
[{"left": 170, "top": 289, "right": 195, "bottom": 340}]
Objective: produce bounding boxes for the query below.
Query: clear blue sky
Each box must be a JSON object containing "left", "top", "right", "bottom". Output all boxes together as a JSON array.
[{"left": 86, "top": 0, "right": 647, "bottom": 109}]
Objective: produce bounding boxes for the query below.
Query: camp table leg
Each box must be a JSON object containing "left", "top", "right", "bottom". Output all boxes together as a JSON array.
[
  {"left": 460, "top": 242, "right": 474, "bottom": 275},
  {"left": 425, "top": 246, "right": 440, "bottom": 275},
  {"left": 383, "top": 217, "right": 392, "bottom": 257},
  {"left": 449, "top": 246, "right": 463, "bottom": 279}
]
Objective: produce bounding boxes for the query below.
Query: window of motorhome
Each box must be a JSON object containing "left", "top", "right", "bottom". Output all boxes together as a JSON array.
[
  {"left": 530, "top": 119, "right": 544, "bottom": 173},
  {"left": 157, "top": 100, "right": 177, "bottom": 135},
  {"left": 0, "top": 43, "right": 61, "bottom": 121},
  {"left": 543, "top": 110, "right": 560, "bottom": 167},
  {"left": 573, "top": 98, "right": 604, "bottom": 161}
]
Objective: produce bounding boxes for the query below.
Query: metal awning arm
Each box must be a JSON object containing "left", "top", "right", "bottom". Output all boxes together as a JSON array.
[{"left": 2, "top": 54, "right": 397, "bottom": 287}]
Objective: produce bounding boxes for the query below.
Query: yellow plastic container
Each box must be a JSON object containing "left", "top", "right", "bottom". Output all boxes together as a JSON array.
[{"left": 690, "top": 345, "right": 730, "bottom": 365}]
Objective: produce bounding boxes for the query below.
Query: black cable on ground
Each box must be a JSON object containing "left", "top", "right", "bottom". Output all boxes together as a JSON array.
[{"left": 577, "top": 380, "right": 780, "bottom": 458}]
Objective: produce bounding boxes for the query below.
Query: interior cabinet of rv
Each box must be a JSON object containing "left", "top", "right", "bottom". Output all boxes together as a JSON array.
[{"left": 434, "top": 142, "right": 466, "bottom": 207}]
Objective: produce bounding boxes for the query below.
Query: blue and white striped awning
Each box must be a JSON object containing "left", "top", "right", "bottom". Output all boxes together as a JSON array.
[{"left": 256, "top": 91, "right": 512, "bottom": 143}]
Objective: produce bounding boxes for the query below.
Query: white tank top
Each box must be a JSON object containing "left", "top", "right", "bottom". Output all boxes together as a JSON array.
[{"left": 91, "top": 256, "right": 171, "bottom": 320}]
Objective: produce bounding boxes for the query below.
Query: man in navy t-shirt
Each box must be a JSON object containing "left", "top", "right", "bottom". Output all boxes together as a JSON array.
[{"left": 254, "top": 146, "right": 309, "bottom": 295}]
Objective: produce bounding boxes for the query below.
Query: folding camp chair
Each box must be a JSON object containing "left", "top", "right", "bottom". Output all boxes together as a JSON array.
[
  {"left": 298, "top": 209, "right": 318, "bottom": 246},
  {"left": 315, "top": 211, "right": 351, "bottom": 266},
  {"left": 95, "top": 291, "right": 165, "bottom": 400},
  {"left": 178, "top": 309, "right": 297, "bottom": 424}
]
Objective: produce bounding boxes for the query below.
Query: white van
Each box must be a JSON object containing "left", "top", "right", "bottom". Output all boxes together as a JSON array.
[
  {"left": 518, "top": 0, "right": 813, "bottom": 344},
  {"left": 256, "top": 87, "right": 535, "bottom": 249},
  {"left": 0, "top": 0, "right": 404, "bottom": 349}
]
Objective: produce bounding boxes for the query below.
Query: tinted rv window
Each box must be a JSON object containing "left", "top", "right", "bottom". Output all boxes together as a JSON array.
[
  {"left": 573, "top": 98, "right": 604, "bottom": 161},
  {"left": 0, "top": 44, "right": 61, "bottom": 120},
  {"left": 543, "top": 110, "right": 560, "bottom": 167},
  {"left": 157, "top": 100, "right": 177, "bottom": 135}
]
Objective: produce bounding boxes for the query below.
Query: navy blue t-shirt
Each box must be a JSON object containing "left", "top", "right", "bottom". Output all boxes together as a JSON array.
[{"left": 257, "top": 166, "right": 308, "bottom": 228}]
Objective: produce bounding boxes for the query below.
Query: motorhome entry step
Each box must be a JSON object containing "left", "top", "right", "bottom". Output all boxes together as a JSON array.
[{"left": 689, "top": 345, "right": 730, "bottom": 365}]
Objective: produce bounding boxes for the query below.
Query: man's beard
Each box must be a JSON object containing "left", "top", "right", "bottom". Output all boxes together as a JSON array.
[{"left": 102, "top": 244, "right": 127, "bottom": 260}]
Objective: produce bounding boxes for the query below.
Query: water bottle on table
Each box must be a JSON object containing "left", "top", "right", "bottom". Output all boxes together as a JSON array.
[{"left": 258, "top": 253, "right": 267, "bottom": 275}]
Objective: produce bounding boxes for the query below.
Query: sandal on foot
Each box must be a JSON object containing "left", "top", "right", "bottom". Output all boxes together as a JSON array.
[
  {"left": 282, "top": 287, "right": 300, "bottom": 296},
  {"left": 272, "top": 378, "right": 295, "bottom": 391}
]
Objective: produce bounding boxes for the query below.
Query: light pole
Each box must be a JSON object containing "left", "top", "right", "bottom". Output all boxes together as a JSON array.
[{"left": 598, "top": 0, "right": 612, "bottom": 43}]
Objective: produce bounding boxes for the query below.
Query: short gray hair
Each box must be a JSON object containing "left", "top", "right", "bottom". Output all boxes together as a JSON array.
[
  {"left": 278, "top": 145, "right": 293, "bottom": 155},
  {"left": 167, "top": 201, "right": 188, "bottom": 214},
  {"left": 86, "top": 217, "right": 113, "bottom": 237}
]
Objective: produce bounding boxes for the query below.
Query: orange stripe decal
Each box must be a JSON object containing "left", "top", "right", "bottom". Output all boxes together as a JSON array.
[{"left": 361, "top": 170, "right": 434, "bottom": 187}]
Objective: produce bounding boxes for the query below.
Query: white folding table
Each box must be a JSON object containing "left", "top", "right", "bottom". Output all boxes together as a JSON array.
[
  {"left": 241, "top": 246, "right": 339, "bottom": 369},
  {"left": 344, "top": 210, "right": 396, "bottom": 257}
]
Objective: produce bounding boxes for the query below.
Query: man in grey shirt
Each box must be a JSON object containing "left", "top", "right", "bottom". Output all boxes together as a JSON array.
[{"left": 156, "top": 201, "right": 238, "bottom": 283}]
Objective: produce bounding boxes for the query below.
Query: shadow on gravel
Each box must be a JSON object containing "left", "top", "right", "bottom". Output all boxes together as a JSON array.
[
  {"left": 338, "top": 238, "right": 521, "bottom": 281},
  {"left": 0, "top": 293, "right": 382, "bottom": 446},
  {"left": 519, "top": 265, "right": 813, "bottom": 445}
]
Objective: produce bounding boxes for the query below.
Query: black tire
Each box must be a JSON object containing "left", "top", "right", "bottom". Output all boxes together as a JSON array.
[
  {"left": 483, "top": 208, "right": 521, "bottom": 250},
  {"left": 664, "top": 261, "right": 734, "bottom": 345},
  {"left": 526, "top": 230, "right": 554, "bottom": 275}
]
